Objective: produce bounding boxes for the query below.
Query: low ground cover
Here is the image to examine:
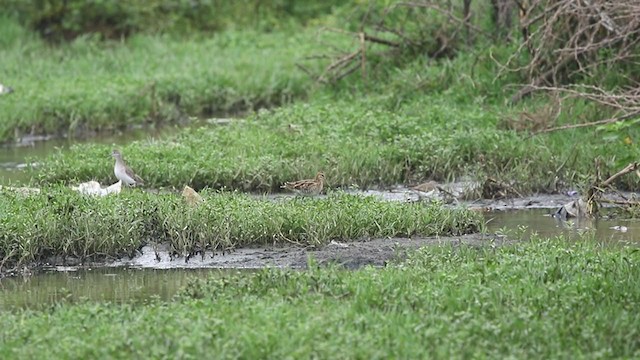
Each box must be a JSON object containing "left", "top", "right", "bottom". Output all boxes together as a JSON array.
[
  {"left": 0, "top": 187, "right": 481, "bottom": 269},
  {"left": 1, "top": 238, "right": 638, "bottom": 358},
  {"left": 0, "top": 16, "right": 318, "bottom": 142},
  {"left": 35, "top": 92, "right": 640, "bottom": 194}
]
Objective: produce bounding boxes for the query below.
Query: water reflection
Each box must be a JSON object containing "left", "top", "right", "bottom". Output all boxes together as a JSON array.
[
  {"left": 0, "top": 267, "right": 243, "bottom": 310},
  {"left": 484, "top": 208, "right": 639, "bottom": 244},
  {"left": 0, "top": 125, "right": 187, "bottom": 185}
]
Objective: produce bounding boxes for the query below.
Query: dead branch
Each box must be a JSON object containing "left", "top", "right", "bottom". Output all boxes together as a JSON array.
[
  {"left": 602, "top": 162, "right": 639, "bottom": 187},
  {"left": 597, "top": 198, "right": 640, "bottom": 206},
  {"left": 586, "top": 160, "right": 640, "bottom": 217},
  {"left": 299, "top": 0, "right": 495, "bottom": 85},
  {"left": 321, "top": 27, "right": 401, "bottom": 47},
  {"left": 533, "top": 110, "right": 640, "bottom": 135},
  {"left": 516, "top": 83, "right": 640, "bottom": 134},
  {"left": 502, "top": 0, "right": 640, "bottom": 104}
]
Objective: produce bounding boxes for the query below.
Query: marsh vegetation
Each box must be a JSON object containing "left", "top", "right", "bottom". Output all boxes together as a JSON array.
[
  {"left": 1, "top": 0, "right": 640, "bottom": 357},
  {"left": 1, "top": 239, "right": 639, "bottom": 358}
]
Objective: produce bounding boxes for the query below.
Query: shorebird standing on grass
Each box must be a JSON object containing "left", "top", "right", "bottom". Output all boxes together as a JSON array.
[
  {"left": 111, "top": 149, "right": 144, "bottom": 186},
  {"left": 0, "top": 84, "right": 14, "bottom": 95},
  {"left": 281, "top": 172, "right": 325, "bottom": 196},
  {"left": 182, "top": 185, "right": 204, "bottom": 207}
]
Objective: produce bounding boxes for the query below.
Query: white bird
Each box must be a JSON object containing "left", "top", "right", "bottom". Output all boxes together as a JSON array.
[
  {"left": 111, "top": 149, "right": 144, "bottom": 186},
  {"left": 0, "top": 84, "right": 14, "bottom": 95},
  {"left": 71, "top": 180, "right": 122, "bottom": 196}
]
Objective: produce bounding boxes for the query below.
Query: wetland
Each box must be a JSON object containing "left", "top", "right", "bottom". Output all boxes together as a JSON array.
[{"left": 1, "top": 1, "right": 640, "bottom": 358}]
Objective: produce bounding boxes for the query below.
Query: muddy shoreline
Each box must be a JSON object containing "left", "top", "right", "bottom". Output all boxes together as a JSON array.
[
  {"left": 3, "top": 186, "right": 635, "bottom": 277},
  {"left": 113, "top": 233, "right": 507, "bottom": 270},
  {"left": 26, "top": 233, "right": 503, "bottom": 276}
]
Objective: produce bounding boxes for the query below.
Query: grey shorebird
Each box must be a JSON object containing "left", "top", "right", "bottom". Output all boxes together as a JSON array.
[{"left": 111, "top": 149, "right": 144, "bottom": 186}]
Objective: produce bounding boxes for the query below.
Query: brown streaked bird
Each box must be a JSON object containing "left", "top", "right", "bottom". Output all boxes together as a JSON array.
[
  {"left": 182, "top": 185, "right": 204, "bottom": 207},
  {"left": 410, "top": 181, "right": 438, "bottom": 193},
  {"left": 281, "top": 172, "right": 325, "bottom": 196},
  {"left": 111, "top": 149, "right": 144, "bottom": 186}
]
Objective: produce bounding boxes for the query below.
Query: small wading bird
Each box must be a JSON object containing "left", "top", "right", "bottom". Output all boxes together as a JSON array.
[
  {"left": 182, "top": 185, "right": 204, "bottom": 207},
  {"left": 111, "top": 149, "right": 144, "bottom": 186},
  {"left": 0, "top": 84, "right": 14, "bottom": 95},
  {"left": 281, "top": 172, "right": 325, "bottom": 196}
]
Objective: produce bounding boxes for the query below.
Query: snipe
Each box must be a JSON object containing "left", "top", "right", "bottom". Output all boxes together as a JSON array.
[{"left": 281, "top": 172, "right": 325, "bottom": 196}]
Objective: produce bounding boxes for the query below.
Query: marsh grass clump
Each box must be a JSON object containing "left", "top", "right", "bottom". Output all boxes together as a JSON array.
[
  {"left": 0, "top": 187, "right": 482, "bottom": 270},
  {"left": 36, "top": 94, "right": 640, "bottom": 194},
  {"left": 1, "top": 238, "right": 638, "bottom": 358},
  {"left": 175, "top": 237, "right": 640, "bottom": 358}
]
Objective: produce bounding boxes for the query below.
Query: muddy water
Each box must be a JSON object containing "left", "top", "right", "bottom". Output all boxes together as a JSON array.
[
  {"left": 0, "top": 267, "right": 245, "bottom": 310},
  {"left": 485, "top": 209, "right": 640, "bottom": 244}
]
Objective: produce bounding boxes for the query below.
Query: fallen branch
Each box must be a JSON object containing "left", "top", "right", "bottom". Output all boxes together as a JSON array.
[
  {"left": 321, "top": 27, "right": 401, "bottom": 47},
  {"left": 533, "top": 110, "right": 640, "bottom": 135},
  {"left": 502, "top": 0, "right": 640, "bottom": 104},
  {"left": 585, "top": 160, "right": 639, "bottom": 217},
  {"left": 597, "top": 198, "right": 640, "bottom": 206},
  {"left": 602, "top": 162, "right": 639, "bottom": 187}
]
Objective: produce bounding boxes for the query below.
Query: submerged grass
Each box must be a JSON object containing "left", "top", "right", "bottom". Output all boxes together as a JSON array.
[
  {"left": 0, "top": 187, "right": 481, "bottom": 269},
  {"left": 1, "top": 238, "right": 638, "bottom": 358}
]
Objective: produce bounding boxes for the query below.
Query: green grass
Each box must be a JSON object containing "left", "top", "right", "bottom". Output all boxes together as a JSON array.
[
  {"left": 0, "top": 187, "right": 481, "bottom": 269},
  {"left": 35, "top": 92, "right": 640, "bottom": 194},
  {"left": 0, "top": 16, "right": 320, "bottom": 142},
  {"left": 1, "top": 238, "right": 638, "bottom": 358},
  {"left": 4, "top": 0, "right": 345, "bottom": 41},
  {"left": 4, "top": 12, "right": 638, "bottom": 194}
]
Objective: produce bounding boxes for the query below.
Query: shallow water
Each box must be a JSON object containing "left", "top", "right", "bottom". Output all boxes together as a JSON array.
[
  {"left": 0, "top": 125, "right": 187, "bottom": 185},
  {"left": 1, "top": 208, "right": 638, "bottom": 310},
  {"left": 484, "top": 208, "right": 640, "bottom": 244},
  {"left": 0, "top": 267, "right": 243, "bottom": 310}
]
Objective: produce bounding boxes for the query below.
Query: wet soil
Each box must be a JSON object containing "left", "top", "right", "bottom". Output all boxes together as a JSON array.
[
  {"left": 4, "top": 185, "right": 637, "bottom": 276},
  {"left": 105, "top": 233, "right": 506, "bottom": 271}
]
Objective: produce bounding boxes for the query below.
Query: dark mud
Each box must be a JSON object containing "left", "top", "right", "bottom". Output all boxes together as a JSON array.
[
  {"left": 348, "top": 183, "right": 635, "bottom": 211},
  {"left": 42, "top": 233, "right": 501, "bottom": 272}
]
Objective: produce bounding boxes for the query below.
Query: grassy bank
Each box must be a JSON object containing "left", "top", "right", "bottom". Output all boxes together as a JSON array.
[
  {"left": 1, "top": 239, "right": 638, "bottom": 358},
  {"left": 0, "top": 16, "right": 319, "bottom": 142},
  {"left": 0, "top": 187, "right": 481, "bottom": 269},
  {"left": 36, "top": 91, "right": 640, "bottom": 193},
  {"left": 3, "top": 12, "right": 637, "bottom": 193}
]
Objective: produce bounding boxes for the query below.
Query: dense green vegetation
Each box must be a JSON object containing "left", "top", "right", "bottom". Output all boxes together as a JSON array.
[
  {"left": 0, "top": 15, "right": 320, "bottom": 141},
  {"left": 36, "top": 92, "right": 640, "bottom": 193},
  {"left": 0, "top": 187, "right": 481, "bottom": 268},
  {"left": 1, "top": 0, "right": 637, "bottom": 192},
  {"left": 1, "top": 2, "right": 639, "bottom": 356},
  {"left": 4, "top": 0, "right": 344, "bottom": 40},
  {"left": 1, "top": 238, "right": 639, "bottom": 358}
]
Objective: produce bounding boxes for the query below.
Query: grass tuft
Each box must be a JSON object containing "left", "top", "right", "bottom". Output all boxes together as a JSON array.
[{"left": 0, "top": 187, "right": 482, "bottom": 269}]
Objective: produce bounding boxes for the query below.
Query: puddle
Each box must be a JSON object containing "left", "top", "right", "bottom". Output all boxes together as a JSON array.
[
  {"left": 484, "top": 208, "right": 640, "bottom": 244},
  {"left": 0, "top": 233, "right": 501, "bottom": 309},
  {"left": 0, "top": 266, "right": 246, "bottom": 310}
]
